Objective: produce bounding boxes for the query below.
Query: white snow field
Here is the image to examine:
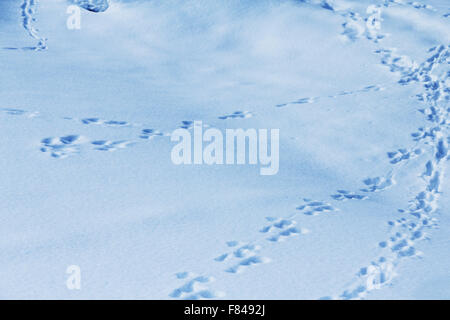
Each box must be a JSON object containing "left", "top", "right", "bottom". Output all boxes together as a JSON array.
[{"left": 0, "top": 0, "right": 449, "bottom": 299}]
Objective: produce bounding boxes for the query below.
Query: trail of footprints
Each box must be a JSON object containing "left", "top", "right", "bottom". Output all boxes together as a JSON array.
[
  {"left": 213, "top": 200, "right": 333, "bottom": 274},
  {"left": 277, "top": 1, "right": 449, "bottom": 299},
  {"left": 276, "top": 0, "right": 446, "bottom": 109},
  {"left": 3, "top": 0, "right": 449, "bottom": 300},
  {"left": 59, "top": 3, "right": 450, "bottom": 301},
  {"left": 6, "top": 0, "right": 47, "bottom": 51},
  {"left": 39, "top": 135, "right": 137, "bottom": 159},
  {"left": 330, "top": 43, "right": 449, "bottom": 298},
  {"left": 170, "top": 198, "right": 337, "bottom": 299},
  {"left": 275, "top": 84, "right": 384, "bottom": 108},
  {"left": 4, "top": 0, "right": 111, "bottom": 51},
  {"left": 0, "top": 108, "right": 170, "bottom": 158},
  {"left": 0, "top": 109, "right": 244, "bottom": 159},
  {"left": 337, "top": 152, "right": 445, "bottom": 299},
  {"left": 307, "top": 0, "right": 449, "bottom": 299},
  {"left": 0, "top": 105, "right": 254, "bottom": 160}
]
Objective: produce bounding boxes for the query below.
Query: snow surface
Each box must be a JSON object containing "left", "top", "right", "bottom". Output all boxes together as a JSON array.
[{"left": 0, "top": 0, "right": 449, "bottom": 299}]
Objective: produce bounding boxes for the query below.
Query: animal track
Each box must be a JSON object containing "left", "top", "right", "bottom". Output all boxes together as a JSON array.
[
  {"left": 260, "top": 218, "right": 296, "bottom": 233},
  {"left": 2, "top": 1, "right": 449, "bottom": 300},
  {"left": 213, "top": 202, "right": 315, "bottom": 276},
  {"left": 331, "top": 190, "right": 368, "bottom": 201},
  {"left": 40, "top": 135, "right": 85, "bottom": 159},
  {"left": 139, "top": 128, "right": 164, "bottom": 140},
  {"left": 178, "top": 120, "right": 210, "bottom": 131},
  {"left": 4, "top": 0, "right": 109, "bottom": 52},
  {"left": 80, "top": 118, "right": 130, "bottom": 127},
  {"left": 403, "top": 1, "right": 434, "bottom": 10},
  {"left": 360, "top": 174, "right": 395, "bottom": 193},
  {"left": 179, "top": 120, "right": 194, "bottom": 129},
  {"left": 276, "top": 84, "right": 384, "bottom": 108},
  {"left": 0, "top": 107, "right": 39, "bottom": 118},
  {"left": 336, "top": 44, "right": 449, "bottom": 299},
  {"left": 225, "top": 255, "right": 271, "bottom": 274},
  {"left": 387, "top": 148, "right": 423, "bottom": 164},
  {"left": 91, "top": 140, "right": 134, "bottom": 151},
  {"left": 20, "top": 0, "right": 47, "bottom": 51},
  {"left": 296, "top": 199, "right": 337, "bottom": 216},
  {"left": 1, "top": 108, "right": 26, "bottom": 116},
  {"left": 214, "top": 242, "right": 270, "bottom": 274},
  {"left": 169, "top": 273, "right": 223, "bottom": 300},
  {"left": 210, "top": 199, "right": 317, "bottom": 280},
  {"left": 218, "top": 111, "right": 254, "bottom": 120},
  {"left": 39, "top": 134, "right": 135, "bottom": 158},
  {"left": 215, "top": 240, "right": 271, "bottom": 274},
  {"left": 3, "top": 1, "right": 47, "bottom": 51},
  {"left": 260, "top": 217, "right": 309, "bottom": 242},
  {"left": 267, "top": 227, "right": 308, "bottom": 242},
  {"left": 296, "top": 3, "right": 450, "bottom": 299}
]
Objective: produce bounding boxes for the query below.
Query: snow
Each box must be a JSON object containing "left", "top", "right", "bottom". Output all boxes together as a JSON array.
[{"left": 0, "top": 0, "right": 449, "bottom": 299}]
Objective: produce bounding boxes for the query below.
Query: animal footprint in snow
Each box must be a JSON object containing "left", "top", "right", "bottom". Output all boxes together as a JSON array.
[
  {"left": 179, "top": 120, "right": 210, "bottom": 130},
  {"left": 215, "top": 242, "right": 270, "bottom": 274},
  {"left": 296, "top": 199, "right": 337, "bottom": 216},
  {"left": 275, "top": 84, "right": 384, "bottom": 108},
  {"left": 389, "top": 238, "right": 421, "bottom": 258},
  {"left": 0, "top": 107, "right": 39, "bottom": 118},
  {"left": 214, "top": 242, "right": 261, "bottom": 262},
  {"left": 139, "top": 128, "right": 164, "bottom": 140},
  {"left": 218, "top": 111, "right": 253, "bottom": 120},
  {"left": 80, "top": 117, "right": 129, "bottom": 127},
  {"left": 387, "top": 148, "right": 422, "bottom": 164},
  {"left": 260, "top": 217, "right": 309, "bottom": 242},
  {"left": 1, "top": 107, "right": 26, "bottom": 116},
  {"left": 40, "top": 135, "right": 86, "bottom": 159},
  {"left": 267, "top": 227, "right": 309, "bottom": 242},
  {"left": 91, "top": 140, "right": 134, "bottom": 151},
  {"left": 260, "top": 218, "right": 296, "bottom": 233},
  {"left": 169, "top": 273, "right": 224, "bottom": 300},
  {"left": 276, "top": 97, "right": 317, "bottom": 108},
  {"left": 225, "top": 255, "right": 271, "bottom": 274},
  {"left": 179, "top": 120, "right": 194, "bottom": 129},
  {"left": 331, "top": 190, "right": 368, "bottom": 201},
  {"left": 331, "top": 172, "right": 395, "bottom": 199},
  {"left": 360, "top": 175, "right": 395, "bottom": 193}
]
